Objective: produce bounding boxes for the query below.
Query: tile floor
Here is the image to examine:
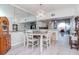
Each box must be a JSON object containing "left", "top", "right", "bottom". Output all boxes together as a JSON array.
[
  {"left": 6, "top": 34, "right": 79, "bottom": 55},
  {"left": 6, "top": 41, "right": 79, "bottom": 55}
]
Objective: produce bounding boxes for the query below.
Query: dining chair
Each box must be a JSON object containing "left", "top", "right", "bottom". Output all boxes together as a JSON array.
[
  {"left": 23, "top": 30, "right": 33, "bottom": 47},
  {"left": 42, "top": 31, "right": 51, "bottom": 48},
  {"left": 26, "top": 33, "right": 39, "bottom": 49}
]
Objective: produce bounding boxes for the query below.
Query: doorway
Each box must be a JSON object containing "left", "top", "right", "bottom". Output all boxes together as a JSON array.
[{"left": 57, "top": 18, "right": 70, "bottom": 48}]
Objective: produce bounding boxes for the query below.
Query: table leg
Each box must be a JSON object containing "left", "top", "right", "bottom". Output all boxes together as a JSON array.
[
  {"left": 24, "top": 38, "right": 26, "bottom": 47},
  {"left": 40, "top": 35, "right": 43, "bottom": 54}
]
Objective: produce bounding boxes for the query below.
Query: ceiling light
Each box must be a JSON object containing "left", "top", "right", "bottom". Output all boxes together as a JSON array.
[
  {"left": 36, "top": 4, "right": 45, "bottom": 18},
  {"left": 14, "top": 7, "right": 17, "bottom": 23}
]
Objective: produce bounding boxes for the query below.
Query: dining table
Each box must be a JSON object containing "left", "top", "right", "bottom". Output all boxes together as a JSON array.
[{"left": 24, "top": 31, "right": 48, "bottom": 54}]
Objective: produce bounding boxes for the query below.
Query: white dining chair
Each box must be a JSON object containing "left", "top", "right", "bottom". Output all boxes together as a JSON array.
[
  {"left": 23, "top": 30, "right": 33, "bottom": 47},
  {"left": 26, "top": 33, "right": 39, "bottom": 49},
  {"left": 42, "top": 31, "right": 51, "bottom": 48}
]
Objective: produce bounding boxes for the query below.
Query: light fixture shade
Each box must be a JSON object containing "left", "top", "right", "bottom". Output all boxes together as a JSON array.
[
  {"left": 14, "top": 16, "right": 17, "bottom": 23},
  {"left": 36, "top": 4, "right": 46, "bottom": 19},
  {"left": 36, "top": 10, "right": 46, "bottom": 19}
]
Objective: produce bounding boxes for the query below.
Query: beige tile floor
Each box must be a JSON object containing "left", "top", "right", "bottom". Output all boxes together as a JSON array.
[
  {"left": 6, "top": 40, "right": 79, "bottom": 55},
  {"left": 6, "top": 34, "right": 79, "bottom": 55}
]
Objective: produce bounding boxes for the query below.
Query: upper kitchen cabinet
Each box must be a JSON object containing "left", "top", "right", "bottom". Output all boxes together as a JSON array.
[{"left": 37, "top": 21, "right": 48, "bottom": 29}]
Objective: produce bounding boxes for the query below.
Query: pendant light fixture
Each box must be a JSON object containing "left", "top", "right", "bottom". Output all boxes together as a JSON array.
[{"left": 36, "top": 4, "right": 45, "bottom": 18}]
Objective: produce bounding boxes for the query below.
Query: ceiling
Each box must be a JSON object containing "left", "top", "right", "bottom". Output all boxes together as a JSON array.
[
  {"left": 14, "top": 4, "right": 77, "bottom": 15},
  {"left": 15, "top": 7, "right": 32, "bottom": 19}
]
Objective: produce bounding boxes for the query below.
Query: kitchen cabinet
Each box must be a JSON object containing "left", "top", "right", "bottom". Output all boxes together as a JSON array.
[{"left": 69, "top": 16, "right": 79, "bottom": 50}]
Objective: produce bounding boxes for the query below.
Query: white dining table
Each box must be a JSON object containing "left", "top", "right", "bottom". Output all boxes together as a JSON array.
[{"left": 24, "top": 33, "right": 47, "bottom": 53}]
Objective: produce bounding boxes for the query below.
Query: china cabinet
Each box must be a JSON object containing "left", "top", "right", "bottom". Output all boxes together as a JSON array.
[
  {"left": 0, "top": 17, "right": 11, "bottom": 55},
  {"left": 75, "top": 16, "right": 79, "bottom": 49}
]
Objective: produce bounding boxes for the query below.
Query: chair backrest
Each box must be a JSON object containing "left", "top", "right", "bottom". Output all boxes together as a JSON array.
[
  {"left": 43, "top": 31, "right": 51, "bottom": 40},
  {"left": 26, "top": 30, "right": 33, "bottom": 40},
  {"left": 47, "top": 31, "right": 52, "bottom": 39},
  {"left": 28, "top": 35, "right": 33, "bottom": 39},
  {"left": 26, "top": 30, "right": 33, "bottom": 34},
  {"left": 27, "top": 34, "right": 33, "bottom": 40}
]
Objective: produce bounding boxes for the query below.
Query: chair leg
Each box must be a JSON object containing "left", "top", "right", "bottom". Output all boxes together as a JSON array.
[
  {"left": 32, "top": 42, "right": 34, "bottom": 50},
  {"left": 77, "top": 46, "right": 79, "bottom": 50},
  {"left": 27, "top": 41, "right": 29, "bottom": 48},
  {"left": 77, "top": 48, "right": 78, "bottom": 50},
  {"left": 70, "top": 45, "right": 72, "bottom": 49},
  {"left": 71, "top": 46, "right": 72, "bottom": 49}
]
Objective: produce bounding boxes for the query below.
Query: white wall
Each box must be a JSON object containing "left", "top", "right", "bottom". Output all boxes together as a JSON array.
[
  {"left": 48, "top": 7, "right": 77, "bottom": 18},
  {"left": 0, "top": 5, "right": 14, "bottom": 31},
  {"left": 75, "top": 5, "right": 79, "bottom": 16},
  {"left": 53, "top": 8, "right": 76, "bottom": 17},
  {"left": 0, "top": 4, "right": 14, "bottom": 17}
]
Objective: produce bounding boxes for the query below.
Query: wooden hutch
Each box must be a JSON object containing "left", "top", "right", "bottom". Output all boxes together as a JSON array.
[
  {"left": 69, "top": 16, "right": 79, "bottom": 50},
  {"left": 0, "top": 17, "right": 11, "bottom": 55},
  {"left": 75, "top": 16, "right": 79, "bottom": 49}
]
